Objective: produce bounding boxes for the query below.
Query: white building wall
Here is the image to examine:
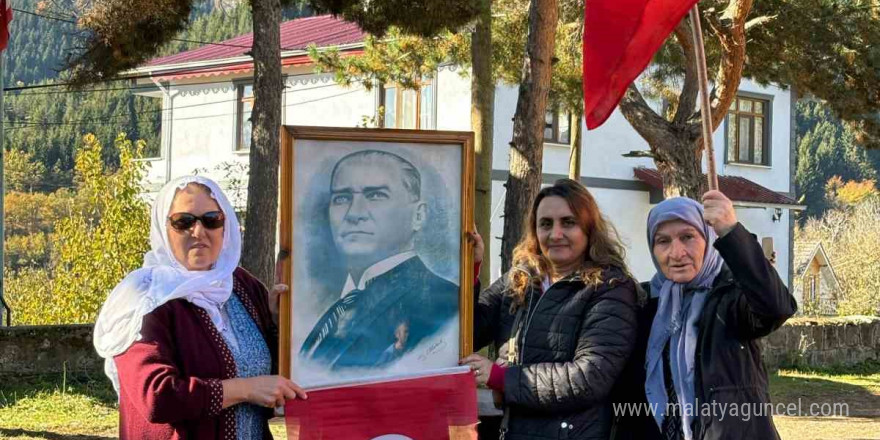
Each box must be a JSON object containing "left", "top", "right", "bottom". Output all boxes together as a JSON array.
[
  {"left": 151, "top": 70, "right": 793, "bottom": 286},
  {"left": 436, "top": 66, "right": 472, "bottom": 131},
  {"left": 284, "top": 73, "right": 375, "bottom": 127},
  {"left": 733, "top": 207, "right": 791, "bottom": 287},
  {"left": 579, "top": 111, "right": 657, "bottom": 180},
  {"left": 169, "top": 82, "right": 246, "bottom": 179},
  {"left": 590, "top": 188, "right": 656, "bottom": 282}
]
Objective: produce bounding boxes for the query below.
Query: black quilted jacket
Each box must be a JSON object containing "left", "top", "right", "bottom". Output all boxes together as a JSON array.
[{"left": 474, "top": 267, "right": 639, "bottom": 439}]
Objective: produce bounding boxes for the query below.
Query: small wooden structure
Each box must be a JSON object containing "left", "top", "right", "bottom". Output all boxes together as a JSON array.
[{"left": 793, "top": 242, "right": 842, "bottom": 316}]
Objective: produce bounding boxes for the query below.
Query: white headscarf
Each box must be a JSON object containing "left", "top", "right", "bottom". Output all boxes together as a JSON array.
[{"left": 93, "top": 175, "right": 242, "bottom": 394}]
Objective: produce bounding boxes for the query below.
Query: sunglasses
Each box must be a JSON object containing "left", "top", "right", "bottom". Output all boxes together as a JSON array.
[{"left": 167, "top": 211, "right": 226, "bottom": 231}]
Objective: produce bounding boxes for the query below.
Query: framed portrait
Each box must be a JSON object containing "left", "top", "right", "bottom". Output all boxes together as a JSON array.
[{"left": 278, "top": 126, "right": 475, "bottom": 388}]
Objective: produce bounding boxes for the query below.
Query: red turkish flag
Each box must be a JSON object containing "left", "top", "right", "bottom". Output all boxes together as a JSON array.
[
  {"left": 583, "top": 0, "right": 699, "bottom": 129},
  {"left": 0, "top": 0, "right": 11, "bottom": 52},
  {"left": 284, "top": 370, "right": 478, "bottom": 440}
]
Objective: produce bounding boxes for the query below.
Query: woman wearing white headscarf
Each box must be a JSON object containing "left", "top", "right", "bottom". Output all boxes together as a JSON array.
[
  {"left": 612, "top": 191, "right": 797, "bottom": 440},
  {"left": 94, "top": 176, "right": 306, "bottom": 440}
]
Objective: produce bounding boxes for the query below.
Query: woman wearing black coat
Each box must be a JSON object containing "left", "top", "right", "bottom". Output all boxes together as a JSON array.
[
  {"left": 612, "top": 191, "right": 797, "bottom": 440},
  {"left": 462, "top": 179, "right": 639, "bottom": 440}
]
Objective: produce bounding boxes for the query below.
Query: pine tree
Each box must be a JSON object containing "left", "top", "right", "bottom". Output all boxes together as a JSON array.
[{"left": 796, "top": 100, "right": 879, "bottom": 220}]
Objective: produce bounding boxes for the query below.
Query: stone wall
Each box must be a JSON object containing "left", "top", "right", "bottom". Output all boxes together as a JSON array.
[
  {"left": 761, "top": 316, "right": 880, "bottom": 369},
  {"left": 1, "top": 318, "right": 879, "bottom": 377},
  {"left": 0, "top": 324, "right": 102, "bottom": 376}
]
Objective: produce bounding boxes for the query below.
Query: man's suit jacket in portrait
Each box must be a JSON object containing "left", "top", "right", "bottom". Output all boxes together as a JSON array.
[{"left": 300, "top": 255, "right": 458, "bottom": 371}]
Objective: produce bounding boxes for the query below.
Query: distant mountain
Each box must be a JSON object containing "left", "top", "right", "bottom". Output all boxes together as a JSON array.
[{"left": 3, "top": 0, "right": 311, "bottom": 191}]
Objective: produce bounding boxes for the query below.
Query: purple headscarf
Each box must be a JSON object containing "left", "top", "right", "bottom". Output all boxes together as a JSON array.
[{"left": 644, "top": 197, "right": 723, "bottom": 439}]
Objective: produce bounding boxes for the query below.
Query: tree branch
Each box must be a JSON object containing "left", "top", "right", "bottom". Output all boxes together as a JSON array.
[
  {"left": 619, "top": 84, "right": 674, "bottom": 148},
  {"left": 673, "top": 20, "right": 699, "bottom": 125},
  {"left": 708, "top": 0, "right": 753, "bottom": 131},
  {"left": 744, "top": 15, "right": 776, "bottom": 31}
]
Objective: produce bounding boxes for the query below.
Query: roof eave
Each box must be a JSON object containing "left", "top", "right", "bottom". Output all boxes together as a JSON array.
[
  {"left": 814, "top": 244, "right": 844, "bottom": 291},
  {"left": 124, "top": 42, "right": 366, "bottom": 78},
  {"left": 731, "top": 201, "right": 807, "bottom": 210}
]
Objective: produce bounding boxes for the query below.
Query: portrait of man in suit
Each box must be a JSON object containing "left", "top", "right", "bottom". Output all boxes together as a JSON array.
[{"left": 298, "top": 149, "right": 459, "bottom": 371}]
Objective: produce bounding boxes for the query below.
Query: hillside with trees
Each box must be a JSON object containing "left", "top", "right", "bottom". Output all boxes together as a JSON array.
[
  {"left": 1, "top": 0, "right": 313, "bottom": 324},
  {"left": 796, "top": 101, "right": 880, "bottom": 221},
  {"left": 3, "top": 1, "right": 260, "bottom": 190}
]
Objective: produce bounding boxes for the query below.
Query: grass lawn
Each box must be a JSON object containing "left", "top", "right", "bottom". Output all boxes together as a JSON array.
[
  {"left": 0, "top": 374, "right": 117, "bottom": 440},
  {"left": 2, "top": 365, "right": 879, "bottom": 439},
  {"left": 770, "top": 363, "right": 880, "bottom": 439}
]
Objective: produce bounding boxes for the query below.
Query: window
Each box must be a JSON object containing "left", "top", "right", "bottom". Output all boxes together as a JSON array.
[
  {"left": 379, "top": 79, "right": 435, "bottom": 129},
  {"left": 726, "top": 96, "right": 770, "bottom": 165},
  {"left": 236, "top": 83, "right": 254, "bottom": 151},
  {"left": 544, "top": 107, "right": 571, "bottom": 144}
]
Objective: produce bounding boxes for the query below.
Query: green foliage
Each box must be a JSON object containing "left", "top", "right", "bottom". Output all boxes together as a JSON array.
[
  {"left": 5, "top": 134, "right": 152, "bottom": 325},
  {"left": 308, "top": 28, "right": 469, "bottom": 90},
  {"left": 6, "top": 88, "right": 162, "bottom": 185},
  {"left": 3, "top": 1, "right": 76, "bottom": 86},
  {"left": 157, "top": 2, "right": 258, "bottom": 56},
  {"left": 50, "top": 133, "right": 152, "bottom": 324},
  {"left": 747, "top": 0, "right": 880, "bottom": 148},
  {"left": 4, "top": 149, "right": 48, "bottom": 192},
  {"left": 304, "top": 0, "right": 480, "bottom": 37},
  {"left": 3, "top": 268, "right": 54, "bottom": 326},
  {"left": 4, "top": 2, "right": 262, "bottom": 190},
  {"left": 644, "top": 0, "right": 880, "bottom": 148},
  {"left": 795, "top": 100, "right": 880, "bottom": 220},
  {"left": 492, "top": 0, "right": 583, "bottom": 113},
  {"left": 64, "top": 0, "right": 307, "bottom": 85},
  {"left": 309, "top": 0, "right": 586, "bottom": 113},
  {"left": 65, "top": 0, "right": 194, "bottom": 87}
]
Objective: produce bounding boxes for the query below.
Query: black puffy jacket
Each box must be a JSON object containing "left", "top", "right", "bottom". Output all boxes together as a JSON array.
[
  {"left": 611, "top": 223, "right": 798, "bottom": 440},
  {"left": 474, "top": 267, "right": 638, "bottom": 440}
]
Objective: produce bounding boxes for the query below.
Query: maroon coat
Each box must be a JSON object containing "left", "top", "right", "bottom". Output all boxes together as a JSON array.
[{"left": 114, "top": 267, "right": 278, "bottom": 440}]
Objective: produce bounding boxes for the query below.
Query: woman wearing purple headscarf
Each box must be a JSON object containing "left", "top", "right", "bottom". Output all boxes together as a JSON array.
[{"left": 612, "top": 191, "right": 797, "bottom": 440}]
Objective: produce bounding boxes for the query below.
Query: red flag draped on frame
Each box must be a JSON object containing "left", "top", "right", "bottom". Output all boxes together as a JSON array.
[
  {"left": 284, "top": 370, "right": 478, "bottom": 440},
  {"left": 583, "top": 0, "right": 700, "bottom": 129},
  {"left": 0, "top": 0, "right": 12, "bottom": 52}
]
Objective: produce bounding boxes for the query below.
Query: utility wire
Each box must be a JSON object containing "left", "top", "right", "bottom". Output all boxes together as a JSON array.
[
  {"left": 11, "top": 7, "right": 320, "bottom": 52},
  {"left": 5, "top": 85, "right": 366, "bottom": 127},
  {"left": 4, "top": 7, "right": 362, "bottom": 93}
]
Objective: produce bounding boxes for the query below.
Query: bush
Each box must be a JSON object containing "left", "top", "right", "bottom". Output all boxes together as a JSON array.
[
  {"left": 5, "top": 232, "right": 52, "bottom": 270},
  {"left": 5, "top": 133, "right": 151, "bottom": 325},
  {"left": 4, "top": 268, "right": 54, "bottom": 326}
]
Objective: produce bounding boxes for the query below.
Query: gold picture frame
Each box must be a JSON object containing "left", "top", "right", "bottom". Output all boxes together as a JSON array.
[{"left": 278, "top": 126, "right": 474, "bottom": 385}]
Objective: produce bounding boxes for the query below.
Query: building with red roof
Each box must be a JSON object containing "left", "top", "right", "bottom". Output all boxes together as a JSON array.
[{"left": 130, "top": 14, "right": 803, "bottom": 286}]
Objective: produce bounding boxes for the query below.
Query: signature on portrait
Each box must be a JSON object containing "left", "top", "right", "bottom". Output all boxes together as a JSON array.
[{"left": 418, "top": 338, "right": 448, "bottom": 362}]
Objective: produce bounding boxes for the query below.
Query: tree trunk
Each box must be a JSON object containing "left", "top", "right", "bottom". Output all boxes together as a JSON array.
[
  {"left": 500, "top": 0, "right": 558, "bottom": 273},
  {"left": 654, "top": 137, "right": 706, "bottom": 199},
  {"left": 471, "top": 0, "right": 494, "bottom": 286},
  {"left": 615, "top": 4, "right": 755, "bottom": 201},
  {"left": 619, "top": 84, "right": 704, "bottom": 199},
  {"left": 568, "top": 111, "right": 582, "bottom": 180},
  {"left": 241, "top": 0, "right": 282, "bottom": 286}
]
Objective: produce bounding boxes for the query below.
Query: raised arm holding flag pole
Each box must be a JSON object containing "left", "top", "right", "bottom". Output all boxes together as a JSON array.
[{"left": 582, "top": 3, "right": 798, "bottom": 439}]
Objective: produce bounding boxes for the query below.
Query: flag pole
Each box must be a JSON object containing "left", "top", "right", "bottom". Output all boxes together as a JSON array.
[{"left": 689, "top": 4, "right": 719, "bottom": 191}]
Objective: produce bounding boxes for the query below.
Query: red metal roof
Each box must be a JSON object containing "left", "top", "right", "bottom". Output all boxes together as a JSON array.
[
  {"left": 633, "top": 167, "right": 800, "bottom": 206},
  {"left": 146, "top": 15, "right": 366, "bottom": 68}
]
